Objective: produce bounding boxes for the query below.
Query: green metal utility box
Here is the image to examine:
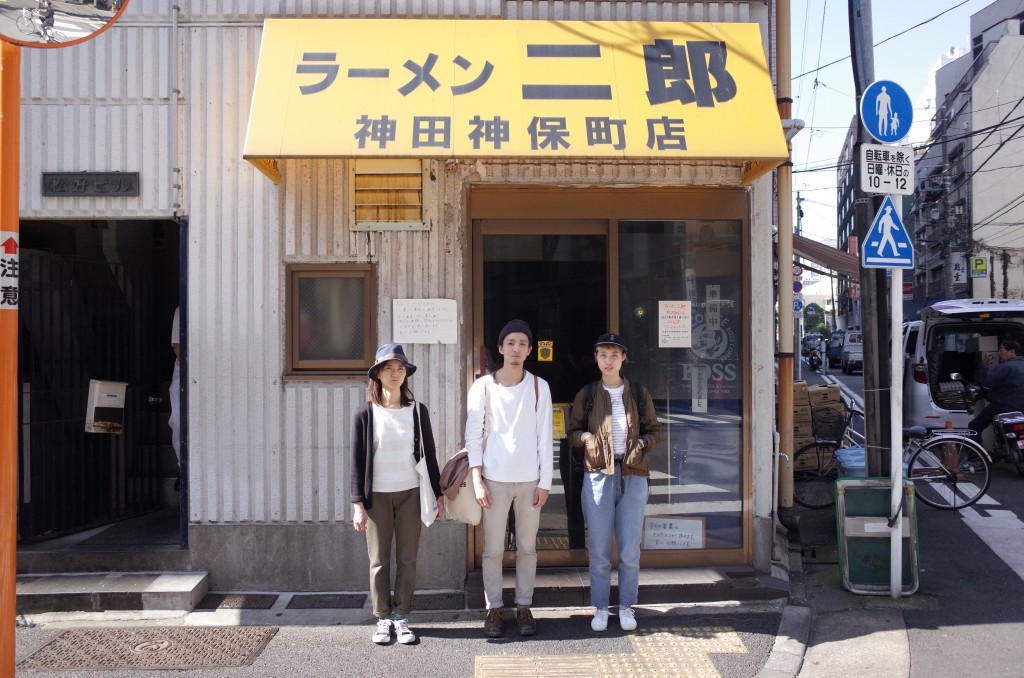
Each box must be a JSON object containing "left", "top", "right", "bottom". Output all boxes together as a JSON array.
[{"left": 836, "top": 477, "right": 919, "bottom": 596}]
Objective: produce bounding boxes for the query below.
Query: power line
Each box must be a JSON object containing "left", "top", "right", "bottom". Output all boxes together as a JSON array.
[
  {"left": 794, "top": 0, "right": 975, "bottom": 80},
  {"left": 794, "top": 113, "right": 1024, "bottom": 174}
]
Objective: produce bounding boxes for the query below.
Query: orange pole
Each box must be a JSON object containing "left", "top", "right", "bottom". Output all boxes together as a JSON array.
[{"left": 0, "top": 41, "right": 20, "bottom": 678}]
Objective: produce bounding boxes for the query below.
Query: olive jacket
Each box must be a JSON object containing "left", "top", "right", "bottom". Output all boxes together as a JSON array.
[{"left": 566, "top": 379, "right": 661, "bottom": 476}]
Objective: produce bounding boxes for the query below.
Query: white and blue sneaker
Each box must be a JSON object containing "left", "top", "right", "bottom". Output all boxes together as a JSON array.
[
  {"left": 372, "top": 618, "right": 393, "bottom": 644},
  {"left": 394, "top": 617, "right": 417, "bottom": 645},
  {"left": 591, "top": 607, "right": 609, "bottom": 632}
]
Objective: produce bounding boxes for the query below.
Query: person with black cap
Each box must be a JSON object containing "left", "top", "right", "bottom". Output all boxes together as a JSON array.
[
  {"left": 350, "top": 344, "right": 444, "bottom": 646},
  {"left": 465, "top": 319, "right": 553, "bottom": 638},
  {"left": 567, "top": 333, "right": 660, "bottom": 633}
]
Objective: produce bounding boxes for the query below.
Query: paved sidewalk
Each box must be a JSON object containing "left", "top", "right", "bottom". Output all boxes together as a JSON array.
[
  {"left": 789, "top": 504, "right": 915, "bottom": 678},
  {"left": 11, "top": 508, "right": 927, "bottom": 677},
  {"left": 16, "top": 602, "right": 786, "bottom": 677}
]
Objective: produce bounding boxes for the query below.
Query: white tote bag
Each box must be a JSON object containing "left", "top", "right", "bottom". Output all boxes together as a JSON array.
[
  {"left": 415, "top": 404, "right": 438, "bottom": 527},
  {"left": 416, "top": 456, "right": 438, "bottom": 527}
]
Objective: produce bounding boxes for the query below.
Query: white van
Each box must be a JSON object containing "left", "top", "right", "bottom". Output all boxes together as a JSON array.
[{"left": 903, "top": 298, "right": 1024, "bottom": 429}]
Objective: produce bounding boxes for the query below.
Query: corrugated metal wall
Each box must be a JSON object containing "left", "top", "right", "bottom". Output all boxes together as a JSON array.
[{"left": 22, "top": 1, "right": 770, "bottom": 528}]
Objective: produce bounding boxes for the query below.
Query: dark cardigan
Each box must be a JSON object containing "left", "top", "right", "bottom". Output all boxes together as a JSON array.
[{"left": 349, "top": 402, "right": 443, "bottom": 510}]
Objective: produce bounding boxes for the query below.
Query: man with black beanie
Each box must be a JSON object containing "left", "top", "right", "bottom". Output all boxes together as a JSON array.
[{"left": 465, "top": 319, "right": 553, "bottom": 638}]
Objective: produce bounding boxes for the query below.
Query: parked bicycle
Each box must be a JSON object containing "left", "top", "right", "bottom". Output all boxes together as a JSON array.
[
  {"left": 792, "top": 400, "right": 992, "bottom": 510},
  {"left": 17, "top": 7, "right": 68, "bottom": 43}
]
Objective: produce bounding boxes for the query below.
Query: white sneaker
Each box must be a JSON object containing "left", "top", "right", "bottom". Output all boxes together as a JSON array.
[
  {"left": 394, "top": 617, "right": 417, "bottom": 645},
  {"left": 619, "top": 607, "right": 637, "bottom": 631},
  {"left": 591, "top": 607, "right": 609, "bottom": 632},
  {"left": 372, "top": 618, "right": 393, "bottom": 644}
]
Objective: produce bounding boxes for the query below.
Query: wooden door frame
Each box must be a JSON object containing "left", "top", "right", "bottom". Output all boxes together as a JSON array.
[{"left": 466, "top": 185, "right": 752, "bottom": 569}]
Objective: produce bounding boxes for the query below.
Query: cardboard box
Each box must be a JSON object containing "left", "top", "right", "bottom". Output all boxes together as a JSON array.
[
  {"left": 967, "top": 335, "right": 999, "bottom": 352},
  {"left": 795, "top": 450, "right": 821, "bottom": 470},
  {"left": 793, "top": 421, "right": 815, "bottom": 438},
  {"left": 808, "top": 384, "right": 841, "bottom": 406},
  {"left": 793, "top": 381, "right": 809, "bottom": 405},
  {"left": 794, "top": 439, "right": 828, "bottom": 470},
  {"left": 793, "top": 434, "right": 816, "bottom": 449},
  {"left": 794, "top": 405, "right": 813, "bottom": 423}
]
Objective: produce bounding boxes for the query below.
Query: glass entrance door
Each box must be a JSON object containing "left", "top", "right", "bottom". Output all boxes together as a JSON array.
[
  {"left": 474, "top": 220, "right": 607, "bottom": 566},
  {"left": 469, "top": 186, "right": 752, "bottom": 569}
]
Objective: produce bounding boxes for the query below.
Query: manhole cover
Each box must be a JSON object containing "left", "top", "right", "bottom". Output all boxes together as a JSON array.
[
  {"left": 197, "top": 594, "right": 279, "bottom": 610},
  {"left": 17, "top": 626, "right": 278, "bottom": 670},
  {"left": 287, "top": 593, "right": 366, "bottom": 609}
]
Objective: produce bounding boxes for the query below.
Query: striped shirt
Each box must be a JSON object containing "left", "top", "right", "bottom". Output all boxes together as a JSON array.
[
  {"left": 604, "top": 384, "right": 627, "bottom": 459},
  {"left": 370, "top": 404, "right": 419, "bottom": 493}
]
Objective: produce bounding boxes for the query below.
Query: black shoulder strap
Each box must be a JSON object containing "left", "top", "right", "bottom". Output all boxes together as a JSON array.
[
  {"left": 412, "top": 402, "right": 423, "bottom": 461},
  {"left": 583, "top": 382, "right": 596, "bottom": 423},
  {"left": 631, "top": 381, "right": 647, "bottom": 421}
]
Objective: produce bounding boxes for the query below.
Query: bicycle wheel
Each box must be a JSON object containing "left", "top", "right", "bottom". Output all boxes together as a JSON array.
[
  {"left": 48, "top": 30, "right": 68, "bottom": 43},
  {"left": 907, "top": 436, "right": 991, "bottom": 510},
  {"left": 16, "top": 16, "right": 35, "bottom": 35},
  {"left": 793, "top": 442, "right": 840, "bottom": 509}
]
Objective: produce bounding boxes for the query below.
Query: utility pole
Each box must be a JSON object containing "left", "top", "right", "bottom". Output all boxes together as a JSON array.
[
  {"left": 776, "top": 0, "right": 799, "bottom": 532},
  {"left": 0, "top": 41, "right": 19, "bottom": 678},
  {"left": 849, "top": 0, "right": 891, "bottom": 475},
  {"left": 794, "top": 191, "right": 804, "bottom": 381}
]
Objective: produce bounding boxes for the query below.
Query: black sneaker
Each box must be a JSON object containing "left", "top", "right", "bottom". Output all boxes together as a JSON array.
[
  {"left": 484, "top": 608, "right": 504, "bottom": 638},
  {"left": 516, "top": 607, "right": 536, "bottom": 636}
]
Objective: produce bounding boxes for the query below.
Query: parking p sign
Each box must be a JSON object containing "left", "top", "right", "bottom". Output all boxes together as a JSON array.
[{"left": 971, "top": 257, "right": 988, "bottom": 279}]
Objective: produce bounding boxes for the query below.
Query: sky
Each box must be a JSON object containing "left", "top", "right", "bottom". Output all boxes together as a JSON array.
[{"left": 789, "top": 0, "right": 1001, "bottom": 293}]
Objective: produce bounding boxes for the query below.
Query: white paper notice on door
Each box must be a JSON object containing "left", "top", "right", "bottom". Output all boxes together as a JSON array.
[
  {"left": 643, "top": 516, "right": 705, "bottom": 550},
  {"left": 393, "top": 299, "right": 458, "bottom": 344},
  {"left": 658, "top": 300, "right": 691, "bottom": 347}
]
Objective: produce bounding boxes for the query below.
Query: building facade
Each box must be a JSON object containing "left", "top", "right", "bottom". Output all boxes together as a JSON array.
[
  {"left": 906, "top": 0, "right": 1024, "bottom": 312},
  {"left": 17, "top": 2, "right": 785, "bottom": 593}
]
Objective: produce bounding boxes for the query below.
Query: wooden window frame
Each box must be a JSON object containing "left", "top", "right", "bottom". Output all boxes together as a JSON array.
[
  {"left": 350, "top": 159, "right": 429, "bottom": 231},
  {"left": 285, "top": 263, "right": 377, "bottom": 376}
]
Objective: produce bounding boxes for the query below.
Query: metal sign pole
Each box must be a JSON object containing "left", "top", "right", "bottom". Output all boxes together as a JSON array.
[
  {"left": 0, "top": 41, "right": 20, "bottom": 678},
  {"left": 890, "top": 260, "right": 905, "bottom": 598}
]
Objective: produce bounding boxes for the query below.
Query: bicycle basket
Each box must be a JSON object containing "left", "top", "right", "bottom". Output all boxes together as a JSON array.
[{"left": 811, "top": 404, "right": 848, "bottom": 441}]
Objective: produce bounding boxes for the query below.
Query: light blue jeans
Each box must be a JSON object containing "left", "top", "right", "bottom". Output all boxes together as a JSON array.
[{"left": 582, "top": 467, "right": 649, "bottom": 609}]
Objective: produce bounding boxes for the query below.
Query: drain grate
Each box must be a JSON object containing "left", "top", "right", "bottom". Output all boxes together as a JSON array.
[
  {"left": 287, "top": 593, "right": 366, "bottom": 609},
  {"left": 413, "top": 592, "right": 465, "bottom": 610},
  {"left": 17, "top": 626, "right": 278, "bottom": 670},
  {"left": 197, "top": 593, "right": 279, "bottom": 610}
]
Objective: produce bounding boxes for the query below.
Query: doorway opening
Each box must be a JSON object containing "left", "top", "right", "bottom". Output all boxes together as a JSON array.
[{"left": 16, "top": 218, "right": 184, "bottom": 551}]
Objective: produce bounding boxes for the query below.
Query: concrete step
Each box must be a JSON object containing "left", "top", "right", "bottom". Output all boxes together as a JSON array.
[
  {"left": 468, "top": 566, "right": 790, "bottom": 609},
  {"left": 16, "top": 572, "right": 209, "bottom": 614}
]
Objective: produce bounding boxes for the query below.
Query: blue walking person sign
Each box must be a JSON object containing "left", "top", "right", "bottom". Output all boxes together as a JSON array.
[
  {"left": 862, "top": 195, "right": 914, "bottom": 269},
  {"left": 860, "top": 80, "right": 913, "bottom": 144}
]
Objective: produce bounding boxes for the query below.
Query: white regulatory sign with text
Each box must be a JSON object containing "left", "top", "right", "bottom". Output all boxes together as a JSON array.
[{"left": 860, "top": 143, "right": 914, "bottom": 195}]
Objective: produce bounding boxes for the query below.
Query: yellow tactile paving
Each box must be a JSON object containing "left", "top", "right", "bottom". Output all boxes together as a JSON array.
[{"left": 475, "top": 626, "right": 748, "bottom": 678}]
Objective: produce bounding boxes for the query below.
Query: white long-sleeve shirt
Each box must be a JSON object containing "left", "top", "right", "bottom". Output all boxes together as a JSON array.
[{"left": 464, "top": 372, "right": 554, "bottom": 490}]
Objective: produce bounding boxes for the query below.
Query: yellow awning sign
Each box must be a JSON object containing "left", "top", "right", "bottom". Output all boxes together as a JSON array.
[{"left": 244, "top": 20, "right": 786, "bottom": 180}]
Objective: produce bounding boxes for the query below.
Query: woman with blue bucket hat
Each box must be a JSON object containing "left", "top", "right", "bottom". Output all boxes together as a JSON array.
[{"left": 350, "top": 344, "right": 443, "bottom": 645}]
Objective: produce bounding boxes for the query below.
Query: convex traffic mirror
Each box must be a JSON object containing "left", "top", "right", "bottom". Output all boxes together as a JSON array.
[{"left": 0, "top": 0, "right": 130, "bottom": 49}]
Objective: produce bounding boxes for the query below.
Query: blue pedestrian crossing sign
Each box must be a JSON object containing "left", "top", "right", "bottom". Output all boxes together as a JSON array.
[
  {"left": 860, "top": 80, "right": 913, "bottom": 144},
  {"left": 863, "top": 195, "right": 914, "bottom": 269}
]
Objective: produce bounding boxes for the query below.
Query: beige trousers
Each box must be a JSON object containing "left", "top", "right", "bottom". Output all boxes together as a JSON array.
[{"left": 481, "top": 478, "right": 541, "bottom": 609}]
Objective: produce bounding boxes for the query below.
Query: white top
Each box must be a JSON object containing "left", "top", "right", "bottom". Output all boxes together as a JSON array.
[
  {"left": 604, "top": 384, "right": 627, "bottom": 459},
  {"left": 464, "top": 372, "right": 554, "bottom": 490},
  {"left": 171, "top": 307, "right": 180, "bottom": 346},
  {"left": 371, "top": 404, "right": 419, "bottom": 493}
]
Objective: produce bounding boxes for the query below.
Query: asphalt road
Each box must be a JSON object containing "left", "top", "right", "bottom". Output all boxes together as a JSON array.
[{"left": 800, "top": 355, "right": 1024, "bottom": 677}]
